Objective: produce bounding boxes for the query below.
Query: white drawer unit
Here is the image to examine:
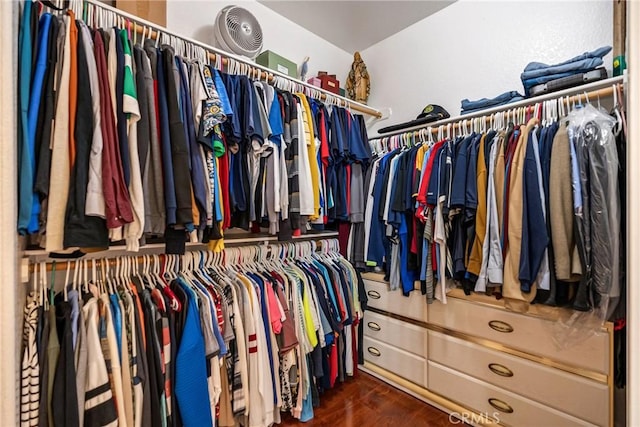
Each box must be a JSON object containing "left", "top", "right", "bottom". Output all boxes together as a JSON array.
[
  {"left": 359, "top": 274, "right": 612, "bottom": 426},
  {"left": 363, "top": 278, "right": 427, "bottom": 322},
  {"left": 428, "top": 331, "right": 609, "bottom": 426},
  {"left": 364, "top": 310, "right": 427, "bottom": 357},
  {"left": 428, "top": 361, "right": 598, "bottom": 427},
  {"left": 427, "top": 297, "right": 610, "bottom": 375},
  {"left": 363, "top": 336, "right": 428, "bottom": 388}
]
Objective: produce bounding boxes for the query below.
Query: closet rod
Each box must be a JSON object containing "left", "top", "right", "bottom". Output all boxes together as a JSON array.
[
  {"left": 372, "top": 76, "right": 625, "bottom": 139},
  {"left": 79, "top": 0, "right": 383, "bottom": 119},
  {"left": 27, "top": 237, "right": 338, "bottom": 273},
  {"left": 23, "top": 230, "right": 339, "bottom": 265}
]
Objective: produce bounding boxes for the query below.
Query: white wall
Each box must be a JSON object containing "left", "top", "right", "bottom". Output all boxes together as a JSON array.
[
  {"left": 0, "top": 0, "right": 18, "bottom": 425},
  {"left": 166, "top": 0, "right": 353, "bottom": 85},
  {"left": 627, "top": 2, "right": 640, "bottom": 426},
  {"left": 363, "top": 0, "right": 613, "bottom": 133}
]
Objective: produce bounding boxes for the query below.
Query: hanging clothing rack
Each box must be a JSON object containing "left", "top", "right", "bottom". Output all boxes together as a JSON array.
[
  {"left": 26, "top": 237, "right": 340, "bottom": 273},
  {"left": 371, "top": 76, "right": 625, "bottom": 140},
  {"left": 70, "top": 0, "right": 382, "bottom": 118},
  {"left": 23, "top": 231, "right": 340, "bottom": 274}
]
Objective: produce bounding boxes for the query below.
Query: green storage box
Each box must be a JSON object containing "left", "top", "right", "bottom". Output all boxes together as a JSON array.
[{"left": 255, "top": 50, "right": 297, "bottom": 78}]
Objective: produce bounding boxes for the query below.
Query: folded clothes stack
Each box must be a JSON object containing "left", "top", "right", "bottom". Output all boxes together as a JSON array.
[
  {"left": 460, "top": 90, "right": 524, "bottom": 115},
  {"left": 520, "top": 46, "right": 611, "bottom": 96}
]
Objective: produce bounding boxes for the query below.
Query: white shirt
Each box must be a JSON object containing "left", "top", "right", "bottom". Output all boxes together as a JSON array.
[
  {"left": 80, "top": 23, "right": 106, "bottom": 219},
  {"left": 45, "top": 15, "right": 71, "bottom": 252},
  {"left": 297, "top": 104, "right": 314, "bottom": 216}
]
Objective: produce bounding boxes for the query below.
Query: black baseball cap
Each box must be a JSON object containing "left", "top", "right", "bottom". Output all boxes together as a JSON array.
[
  {"left": 417, "top": 104, "right": 450, "bottom": 121},
  {"left": 378, "top": 104, "right": 450, "bottom": 134}
]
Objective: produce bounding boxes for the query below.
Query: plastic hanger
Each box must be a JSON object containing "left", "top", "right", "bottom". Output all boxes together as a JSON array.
[
  {"left": 64, "top": 261, "right": 74, "bottom": 301},
  {"left": 39, "top": 262, "right": 47, "bottom": 310},
  {"left": 30, "top": 262, "right": 38, "bottom": 302},
  {"left": 157, "top": 254, "right": 181, "bottom": 311}
]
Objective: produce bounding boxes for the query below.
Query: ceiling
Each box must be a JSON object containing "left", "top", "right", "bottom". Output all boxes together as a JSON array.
[{"left": 258, "top": 1, "right": 456, "bottom": 53}]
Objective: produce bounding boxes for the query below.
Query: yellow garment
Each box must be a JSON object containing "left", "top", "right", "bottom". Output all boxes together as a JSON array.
[
  {"left": 503, "top": 118, "right": 539, "bottom": 304},
  {"left": 412, "top": 144, "right": 430, "bottom": 197},
  {"left": 494, "top": 135, "right": 506, "bottom": 231},
  {"left": 415, "top": 143, "right": 429, "bottom": 171},
  {"left": 208, "top": 157, "right": 225, "bottom": 252},
  {"left": 467, "top": 134, "right": 488, "bottom": 275},
  {"left": 295, "top": 93, "right": 320, "bottom": 220},
  {"left": 190, "top": 185, "right": 199, "bottom": 228},
  {"left": 301, "top": 277, "right": 319, "bottom": 348}
]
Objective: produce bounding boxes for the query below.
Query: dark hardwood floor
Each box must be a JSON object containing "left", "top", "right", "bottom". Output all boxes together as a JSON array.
[{"left": 277, "top": 371, "right": 457, "bottom": 426}]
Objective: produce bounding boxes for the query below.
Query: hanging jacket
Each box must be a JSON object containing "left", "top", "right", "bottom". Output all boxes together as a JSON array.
[
  {"left": 44, "top": 12, "right": 72, "bottom": 251},
  {"left": 94, "top": 30, "right": 133, "bottom": 229},
  {"left": 34, "top": 16, "right": 60, "bottom": 216},
  {"left": 503, "top": 118, "right": 539, "bottom": 304},
  {"left": 23, "top": 13, "right": 52, "bottom": 234},
  {"left": 161, "top": 45, "right": 193, "bottom": 228},
  {"left": 518, "top": 129, "right": 549, "bottom": 291},
  {"left": 63, "top": 22, "right": 109, "bottom": 248},
  {"left": 549, "top": 123, "right": 582, "bottom": 282}
]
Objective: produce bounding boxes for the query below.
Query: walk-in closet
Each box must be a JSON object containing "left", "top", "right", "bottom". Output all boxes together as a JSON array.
[{"left": 1, "top": 0, "right": 639, "bottom": 426}]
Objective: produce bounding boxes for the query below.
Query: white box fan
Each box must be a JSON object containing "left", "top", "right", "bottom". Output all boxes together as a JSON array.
[{"left": 213, "top": 5, "right": 264, "bottom": 59}]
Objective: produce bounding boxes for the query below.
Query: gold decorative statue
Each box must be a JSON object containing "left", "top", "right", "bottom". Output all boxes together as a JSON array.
[{"left": 346, "top": 51, "right": 370, "bottom": 104}]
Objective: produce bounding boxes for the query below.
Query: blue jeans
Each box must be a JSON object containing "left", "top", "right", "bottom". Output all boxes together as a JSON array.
[
  {"left": 461, "top": 90, "right": 524, "bottom": 111},
  {"left": 461, "top": 92, "right": 524, "bottom": 114},
  {"left": 522, "top": 45, "right": 611, "bottom": 77},
  {"left": 521, "top": 66, "right": 607, "bottom": 96}
]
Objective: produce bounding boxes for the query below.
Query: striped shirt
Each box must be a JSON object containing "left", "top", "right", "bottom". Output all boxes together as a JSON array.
[
  {"left": 83, "top": 297, "right": 118, "bottom": 427},
  {"left": 20, "top": 292, "right": 40, "bottom": 427}
]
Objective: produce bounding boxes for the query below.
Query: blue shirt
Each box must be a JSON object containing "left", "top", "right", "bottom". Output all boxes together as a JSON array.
[
  {"left": 24, "top": 13, "right": 52, "bottom": 234},
  {"left": 568, "top": 126, "right": 583, "bottom": 212},
  {"left": 17, "top": 0, "right": 34, "bottom": 235},
  {"left": 175, "top": 278, "right": 214, "bottom": 427},
  {"left": 156, "top": 48, "right": 178, "bottom": 225}
]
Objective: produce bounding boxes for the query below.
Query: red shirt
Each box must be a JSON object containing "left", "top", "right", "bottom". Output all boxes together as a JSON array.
[{"left": 94, "top": 31, "right": 133, "bottom": 228}]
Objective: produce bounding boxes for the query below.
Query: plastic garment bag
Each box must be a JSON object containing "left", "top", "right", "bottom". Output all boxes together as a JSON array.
[
  {"left": 550, "top": 103, "right": 621, "bottom": 348},
  {"left": 570, "top": 104, "right": 620, "bottom": 318}
]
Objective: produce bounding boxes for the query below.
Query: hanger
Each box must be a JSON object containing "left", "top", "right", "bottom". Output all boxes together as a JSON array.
[
  {"left": 30, "top": 261, "right": 38, "bottom": 302},
  {"left": 70, "top": 259, "right": 78, "bottom": 294},
  {"left": 63, "top": 260, "right": 73, "bottom": 301},
  {"left": 88, "top": 258, "right": 95, "bottom": 293},
  {"left": 157, "top": 254, "right": 182, "bottom": 312},
  {"left": 39, "top": 262, "right": 47, "bottom": 310},
  {"left": 121, "top": 256, "right": 128, "bottom": 290},
  {"left": 32, "top": 262, "right": 40, "bottom": 308}
]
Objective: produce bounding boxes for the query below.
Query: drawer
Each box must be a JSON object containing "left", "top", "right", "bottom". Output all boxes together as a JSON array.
[
  {"left": 364, "top": 311, "right": 427, "bottom": 357},
  {"left": 363, "top": 336, "right": 427, "bottom": 388},
  {"left": 428, "top": 298, "right": 609, "bottom": 375},
  {"left": 364, "top": 279, "right": 427, "bottom": 321},
  {"left": 428, "top": 361, "right": 598, "bottom": 427},
  {"left": 428, "top": 331, "right": 609, "bottom": 426}
]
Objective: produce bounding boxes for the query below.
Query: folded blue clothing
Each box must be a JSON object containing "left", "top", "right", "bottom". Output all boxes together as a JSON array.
[
  {"left": 521, "top": 67, "right": 601, "bottom": 95},
  {"left": 461, "top": 90, "right": 524, "bottom": 114},
  {"left": 521, "top": 56, "right": 606, "bottom": 81},
  {"left": 461, "top": 97, "right": 524, "bottom": 115},
  {"left": 522, "top": 45, "right": 611, "bottom": 73}
]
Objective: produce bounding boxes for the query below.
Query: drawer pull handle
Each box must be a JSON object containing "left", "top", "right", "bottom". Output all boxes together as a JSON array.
[
  {"left": 488, "top": 320, "right": 514, "bottom": 333},
  {"left": 367, "top": 290, "right": 381, "bottom": 299},
  {"left": 367, "top": 347, "right": 381, "bottom": 357},
  {"left": 488, "top": 398, "right": 514, "bottom": 414},
  {"left": 488, "top": 363, "right": 514, "bottom": 378},
  {"left": 367, "top": 322, "right": 381, "bottom": 331}
]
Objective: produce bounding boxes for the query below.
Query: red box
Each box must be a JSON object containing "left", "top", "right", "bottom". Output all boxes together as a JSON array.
[
  {"left": 307, "top": 76, "right": 321, "bottom": 88},
  {"left": 318, "top": 74, "right": 340, "bottom": 94}
]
